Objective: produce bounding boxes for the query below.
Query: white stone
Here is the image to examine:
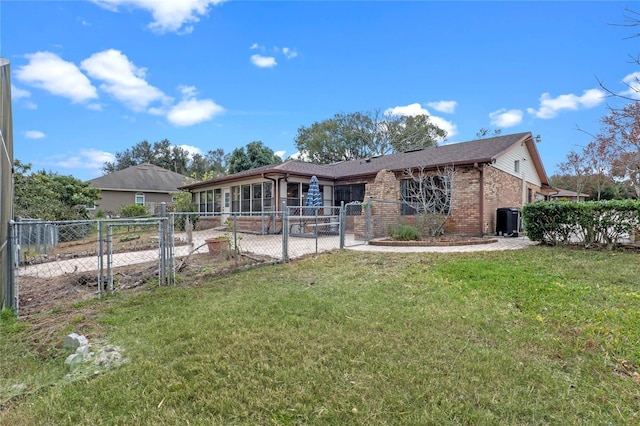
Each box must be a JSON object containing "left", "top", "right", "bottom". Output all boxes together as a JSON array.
[
  {"left": 64, "top": 353, "right": 82, "bottom": 368},
  {"left": 63, "top": 333, "right": 88, "bottom": 350},
  {"left": 76, "top": 345, "right": 90, "bottom": 358}
]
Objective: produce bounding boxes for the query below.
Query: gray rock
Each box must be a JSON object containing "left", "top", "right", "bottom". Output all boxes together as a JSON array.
[
  {"left": 64, "top": 353, "right": 82, "bottom": 369},
  {"left": 76, "top": 345, "right": 90, "bottom": 358},
  {"left": 64, "top": 333, "right": 89, "bottom": 350}
]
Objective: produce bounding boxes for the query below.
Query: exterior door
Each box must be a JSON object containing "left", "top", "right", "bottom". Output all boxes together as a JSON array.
[{"left": 223, "top": 188, "right": 231, "bottom": 214}]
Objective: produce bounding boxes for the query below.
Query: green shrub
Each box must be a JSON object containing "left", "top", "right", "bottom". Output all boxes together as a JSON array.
[
  {"left": 118, "top": 204, "right": 148, "bottom": 218},
  {"left": 388, "top": 224, "right": 421, "bottom": 241},
  {"left": 522, "top": 200, "right": 640, "bottom": 248}
]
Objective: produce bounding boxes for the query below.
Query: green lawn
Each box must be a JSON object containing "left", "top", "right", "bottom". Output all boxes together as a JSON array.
[{"left": 2, "top": 247, "right": 640, "bottom": 425}]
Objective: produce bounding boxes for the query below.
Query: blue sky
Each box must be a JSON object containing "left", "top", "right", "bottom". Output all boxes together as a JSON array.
[{"left": 2, "top": 1, "right": 640, "bottom": 181}]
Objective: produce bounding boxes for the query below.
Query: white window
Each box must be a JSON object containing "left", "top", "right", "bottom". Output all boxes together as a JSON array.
[
  {"left": 135, "top": 193, "right": 145, "bottom": 205},
  {"left": 514, "top": 160, "right": 520, "bottom": 173}
]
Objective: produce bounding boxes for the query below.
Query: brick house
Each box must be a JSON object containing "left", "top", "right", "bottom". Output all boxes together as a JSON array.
[{"left": 180, "top": 132, "right": 553, "bottom": 236}]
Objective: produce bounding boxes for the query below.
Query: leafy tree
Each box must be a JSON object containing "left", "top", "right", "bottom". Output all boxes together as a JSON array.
[
  {"left": 226, "top": 141, "right": 281, "bottom": 174},
  {"left": 14, "top": 160, "right": 100, "bottom": 221},
  {"left": 103, "top": 139, "right": 223, "bottom": 179},
  {"left": 294, "top": 110, "right": 446, "bottom": 164},
  {"left": 294, "top": 116, "right": 355, "bottom": 164}
]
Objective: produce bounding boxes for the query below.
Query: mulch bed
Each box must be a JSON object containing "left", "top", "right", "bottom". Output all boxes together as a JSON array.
[{"left": 369, "top": 235, "right": 498, "bottom": 247}]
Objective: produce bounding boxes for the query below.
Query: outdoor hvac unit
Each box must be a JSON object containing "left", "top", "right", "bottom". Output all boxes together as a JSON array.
[{"left": 496, "top": 207, "right": 521, "bottom": 237}]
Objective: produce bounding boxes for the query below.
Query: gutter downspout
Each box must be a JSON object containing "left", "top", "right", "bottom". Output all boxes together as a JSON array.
[
  {"left": 262, "top": 173, "right": 279, "bottom": 209},
  {"left": 476, "top": 162, "right": 484, "bottom": 236}
]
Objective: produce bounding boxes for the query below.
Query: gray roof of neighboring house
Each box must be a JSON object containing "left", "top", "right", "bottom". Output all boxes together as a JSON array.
[
  {"left": 88, "top": 163, "right": 195, "bottom": 192},
  {"left": 550, "top": 188, "right": 590, "bottom": 198},
  {"left": 183, "top": 132, "right": 549, "bottom": 190}
]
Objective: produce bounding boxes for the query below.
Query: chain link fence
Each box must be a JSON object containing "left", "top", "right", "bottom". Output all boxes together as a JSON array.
[
  {"left": 6, "top": 215, "right": 172, "bottom": 317},
  {"left": 5, "top": 202, "right": 371, "bottom": 317}
]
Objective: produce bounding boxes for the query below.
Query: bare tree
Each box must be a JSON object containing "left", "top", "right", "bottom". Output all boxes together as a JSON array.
[
  {"left": 597, "top": 101, "right": 640, "bottom": 197},
  {"left": 475, "top": 128, "right": 502, "bottom": 139},
  {"left": 597, "top": 9, "right": 640, "bottom": 100},
  {"left": 401, "top": 165, "right": 455, "bottom": 236},
  {"left": 557, "top": 150, "right": 589, "bottom": 200},
  {"left": 582, "top": 140, "right": 614, "bottom": 200}
]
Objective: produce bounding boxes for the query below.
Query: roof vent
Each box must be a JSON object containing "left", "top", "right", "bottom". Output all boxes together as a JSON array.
[{"left": 365, "top": 158, "right": 371, "bottom": 163}]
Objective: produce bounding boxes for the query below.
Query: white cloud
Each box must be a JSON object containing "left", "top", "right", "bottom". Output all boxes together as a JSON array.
[
  {"left": 249, "top": 45, "right": 298, "bottom": 67},
  {"left": 281, "top": 47, "right": 298, "bottom": 59},
  {"left": 92, "top": 0, "right": 225, "bottom": 34},
  {"left": 15, "top": 52, "right": 98, "bottom": 103},
  {"left": 527, "top": 88, "right": 605, "bottom": 119},
  {"left": 427, "top": 100, "right": 457, "bottom": 114},
  {"left": 178, "top": 144, "right": 203, "bottom": 157},
  {"left": 49, "top": 149, "right": 115, "bottom": 175},
  {"left": 385, "top": 103, "right": 429, "bottom": 117},
  {"left": 81, "top": 49, "right": 169, "bottom": 112},
  {"left": 489, "top": 108, "right": 523, "bottom": 127},
  {"left": 10, "top": 84, "right": 37, "bottom": 109},
  {"left": 11, "top": 84, "right": 30, "bottom": 100},
  {"left": 384, "top": 102, "right": 457, "bottom": 138},
  {"left": 621, "top": 72, "right": 640, "bottom": 99},
  {"left": 166, "top": 85, "right": 224, "bottom": 126},
  {"left": 251, "top": 54, "right": 277, "bottom": 68},
  {"left": 25, "top": 130, "right": 46, "bottom": 139},
  {"left": 288, "top": 151, "right": 306, "bottom": 161},
  {"left": 274, "top": 150, "right": 286, "bottom": 159}
]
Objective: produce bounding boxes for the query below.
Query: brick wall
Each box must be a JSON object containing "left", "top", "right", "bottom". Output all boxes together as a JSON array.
[
  {"left": 354, "top": 170, "right": 399, "bottom": 239},
  {"left": 447, "top": 167, "right": 481, "bottom": 235},
  {"left": 353, "top": 166, "right": 544, "bottom": 239},
  {"left": 482, "top": 165, "right": 543, "bottom": 235}
]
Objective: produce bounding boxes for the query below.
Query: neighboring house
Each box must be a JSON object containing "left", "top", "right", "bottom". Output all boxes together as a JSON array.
[
  {"left": 549, "top": 188, "right": 590, "bottom": 201},
  {"left": 87, "top": 163, "right": 195, "bottom": 216},
  {"left": 180, "top": 132, "right": 553, "bottom": 236}
]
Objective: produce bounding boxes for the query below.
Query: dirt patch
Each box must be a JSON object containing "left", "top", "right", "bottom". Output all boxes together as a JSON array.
[
  {"left": 370, "top": 235, "right": 498, "bottom": 247},
  {"left": 17, "top": 251, "right": 279, "bottom": 318}
]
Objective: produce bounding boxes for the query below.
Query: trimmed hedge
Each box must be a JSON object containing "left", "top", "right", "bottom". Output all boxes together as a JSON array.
[{"left": 522, "top": 200, "right": 640, "bottom": 248}]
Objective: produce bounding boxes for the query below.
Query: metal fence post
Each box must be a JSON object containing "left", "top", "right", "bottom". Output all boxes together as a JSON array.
[
  {"left": 339, "top": 201, "right": 345, "bottom": 249},
  {"left": 107, "top": 225, "right": 113, "bottom": 293},
  {"left": 6, "top": 221, "right": 16, "bottom": 314},
  {"left": 233, "top": 214, "right": 238, "bottom": 267},
  {"left": 159, "top": 203, "right": 166, "bottom": 286},
  {"left": 282, "top": 200, "right": 288, "bottom": 261},
  {"left": 314, "top": 207, "right": 319, "bottom": 254},
  {"left": 167, "top": 212, "right": 174, "bottom": 286},
  {"left": 97, "top": 221, "right": 103, "bottom": 299}
]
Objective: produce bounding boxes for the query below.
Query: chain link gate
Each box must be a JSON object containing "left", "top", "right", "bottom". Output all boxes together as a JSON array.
[
  {"left": 283, "top": 203, "right": 342, "bottom": 259},
  {"left": 8, "top": 214, "right": 174, "bottom": 317},
  {"left": 342, "top": 201, "right": 370, "bottom": 247},
  {"left": 98, "top": 216, "right": 173, "bottom": 297}
]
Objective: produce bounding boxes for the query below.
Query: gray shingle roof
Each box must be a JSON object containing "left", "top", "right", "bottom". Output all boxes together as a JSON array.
[
  {"left": 88, "top": 163, "right": 195, "bottom": 192},
  {"left": 182, "top": 132, "right": 545, "bottom": 190},
  {"left": 329, "top": 132, "right": 531, "bottom": 178}
]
